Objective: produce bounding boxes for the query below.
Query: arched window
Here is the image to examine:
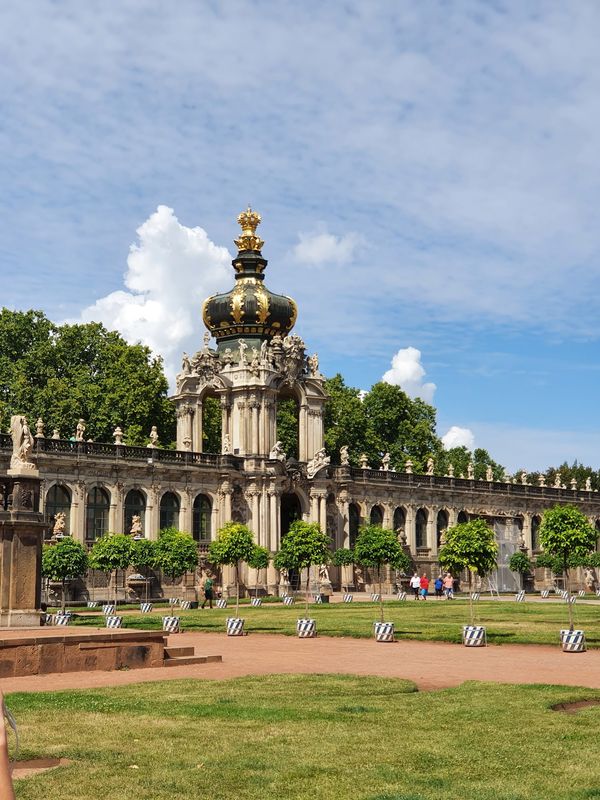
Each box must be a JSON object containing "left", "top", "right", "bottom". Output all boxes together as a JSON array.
[
  {"left": 45, "top": 484, "right": 71, "bottom": 536},
  {"left": 457, "top": 510, "right": 469, "bottom": 524},
  {"left": 124, "top": 490, "right": 146, "bottom": 536},
  {"left": 86, "top": 487, "right": 110, "bottom": 542},
  {"left": 160, "top": 492, "right": 180, "bottom": 530},
  {"left": 437, "top": 510, "right": 449, "bottom": 548},
  {"left": 393, "top": 507, "right": 406, "bottom": 533},
  {"left": 370, "top": 505, "right": 384, "bottom": 526},
  {"left": 416, "top": 508, "right": 428, "bottom": 549},
  {"left": 193, "top": 494, "right": 212, "bottom": 541},
  {"left": 531, "top": 515, "right": 541, "bottom": 552},
  {"left": 349, "top": 503, "right": 361, "bottom": 549}
]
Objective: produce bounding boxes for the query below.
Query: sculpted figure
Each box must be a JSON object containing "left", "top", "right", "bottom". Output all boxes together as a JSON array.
[
  {"left": 340, "top": 445, "right": 350, "bottom": 466},
  {"left": 426, "top": 457, "right": 435, "bottom": 476},
  {"left": 53, "top": 511, "right": 66, "bottom": 536},
  {"left": 260, "top": 339, "right": 269, "bottom": 363},
  {"left": 405, "top": 459, "right": 413, "bottom": 474},
  {"left": 485, "top": 465, "right": 493, "bottom": 482},
  {"left": 269, "top": 441, "right": 286, "bottom": 462},
  {"left": 467, "top": 462, "right": 474, "bottom": 480},
  {"left": 35, "top": 417, "right": 44, "bottom": 437},
  {"left": 318, "top": 564, "right": 330, "bottom": 583},
  {"left": 181, "top": 353, "right": 192, "bottom": 375},
  {"left": 538, "top": 474, "right": 546, "bottom": 487},
  {"left": 148, "top": 426, "right": 159, "bottom": 448},
  {"left": 75, "top": 419, "right": 86, "bottom": 441},
  {"left": 238, "top": 339, "right": 248, "bottom": 365},
  {"left": 223, "top": 433, "right": 232, "bottom": 455},
  {"left": 570, "top": 478, "right": 578, "bottom": 491},
  {"left": 553, "top": 473, "right": 561, "bottom": 489},
  {"left": 447, "top": 464, "right": 454, "bottom": 477},
  {"left": 306, "top": 447, "right": 330, "bottom": 479},
  {"left": 10, "top": 415, "right": 35, "bottom": 472},
  {"left": 130, "top": 514, "right": 143, "bottom": 537},
  {"left": 520, "top": 470, "right": 528, "bottom": 485},
  {"left": 113, "top": 426, "right": 123, "bottom": 444},
  {"left": 203, "top": 331, "right": 211, "bottom": 348},
  {"left": 249, "top": 348, "right": 260, "bottom": 375},
  {"left": 307, "top": 353, "right": 319, "bottom": 376},
  {"left": 380, "top": 452, "right": 391, "bottom": 471},
  {"left": 222, "top": 347, "right": 234, "bottom": 367},
  {"left": 182, "top": 436, "right": 192, "bottom": 451},
  {"left": 586, "top": 477, "right": 592, "bottom": 491},
  {"left": 51, "top": 428, "right": 60, "bottom": 440},
  {"left": 359, "top": 453, "right": 369, "bottom": 469}
]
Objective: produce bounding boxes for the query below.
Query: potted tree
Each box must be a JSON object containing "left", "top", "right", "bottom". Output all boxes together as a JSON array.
[
  {"left": 274, "top": 520, "right": 331, "bottom": 638},
  {"left": 247, "top": 544, "right": 271, "bottom": 603},
  {"left": 354, "top": 525, "right": 410, "bottom": 641},
  {"left": 89, "top": 533, "right": 133, "bottom": 607},
  {"left": 438, "top": 518, "right": 498, "bottom": 647},
  {"left": 154, "top": 527, "right": 199, "bottom": 602},
  {"left": 508, "top": 550, "right": 532, "bottom": 596},
  {"left": 539, "top": 504, "right": 596, "bottom": 652},
  {"left": 130, "top": 537, "right": 157, "bottom": 607},
  {"left": 332, "top": 547, "right": 355, "bottom": 598},
  {"left": 208, "top": 522, "right": 256, "bottom": 635},
  {"left": 42, "top": 537, "right": 88, "bottom": 616}
]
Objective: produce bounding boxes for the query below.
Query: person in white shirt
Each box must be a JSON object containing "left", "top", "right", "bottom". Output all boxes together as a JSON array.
[{"left": 410, "top": 572, "right": 421, "bottom": 600}]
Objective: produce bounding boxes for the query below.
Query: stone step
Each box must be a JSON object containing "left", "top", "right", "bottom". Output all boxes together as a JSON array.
[
  {"left": 163, "top": 654, "right": 222, "bottom": 668},
  {"left": 164, "top": 646, "right": 194, "bottom": 659}
]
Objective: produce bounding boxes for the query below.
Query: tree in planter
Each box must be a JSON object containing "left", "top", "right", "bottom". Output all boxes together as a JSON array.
[
  {"left": 247, "top": 545, "right": 271, "bottom": 598},
  {"left": 508, "top": 550, "right": 532, "bottom": 589},
  {"left": 539, "top": 504, "right": 596, "bottom": 631},
  {"left": 89, "top": 533, "right": 134, "bottom": 604},
  {"left": 275, "top": 521, "right": 332, "bottom": 616},
  {"left": 438, "top": 519, "right": 498, "bottom": 626},
  {"left": 131, "top": 538, "right": 157, "bottom": 601},
  {"left": 208, "top": 523, "right": 256, "bottom": 616},
  {"left": 154, "top": 528, "right": 199, "bottom": 599},
  {"left": 353, "top": 526, "right": 410, "bottom": 622},
  {"left": 42, "top": 538, "right": 88, "bottom": 612},
  {"left": 332, "top": 547, "right": 355, "bottom": 591}
]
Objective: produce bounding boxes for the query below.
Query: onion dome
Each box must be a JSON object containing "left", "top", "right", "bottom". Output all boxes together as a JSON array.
[{"left": 202, "top": 208, "right": 297, "bottom": 351}]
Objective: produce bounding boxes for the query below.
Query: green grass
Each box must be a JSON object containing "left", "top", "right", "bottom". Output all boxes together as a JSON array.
[
  {"left": 8, "top": 675, "right": 600, "bottom": 799},
  {"left": 70, "top": 598, "right": 600, "bottom": 647}
]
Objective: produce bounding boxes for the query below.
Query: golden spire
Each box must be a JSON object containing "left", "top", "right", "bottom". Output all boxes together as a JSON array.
[{"left": 234, "top": 206, "right": 264, "bottom": 252}]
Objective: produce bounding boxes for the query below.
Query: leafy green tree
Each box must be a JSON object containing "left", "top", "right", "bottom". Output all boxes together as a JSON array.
[
  {"left": 539, "top": 505, "right": 596, "bottom": 630},
  {"left": 438, "top": 519, "right": 498, "bottom": 625},
  {"left": 323, "top": 374, "right": 369, "bottom": 465},
  {"left": 0, "top": 309, "right": 175, "bottom": 446},
  {"left": 438, "top": 446, "right": 505, "bottom": 480},
  {"left": 275, "top": 521, "right": 331, "bottom": 614},
  {"left": 202, "top": 396, "right": 222, "bottom": 453},
  {"left": 208, "top": 523, "right": 256, "bottom": 615},
  {"left": 247, "top": 544, "right": 271, "bottom": 597},
  {"left": 154, "top": 528, "right": 199, "bottom": 595},
  {"left": 354, "top": 525, "right": 410, "bottom": 622},
  {"left": 332, "top": 547, "right": 355, "bottom": 566},
  {"left": 131, "top": 538, "right": 157, "bottom": 601},
  {"left": 508, "top": 550, "right": 531, "bottom": 589},
  {"left": 276, "top": 397, "right": 299, "bottom": 460},
  {"left": 41, "top": 537, "right": 88, "bottom": 612},
  {"left": 89, "top": 533, "right": 134, "bottom": 603}
]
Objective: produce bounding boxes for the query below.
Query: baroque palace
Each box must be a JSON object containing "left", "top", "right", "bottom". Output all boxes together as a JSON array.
[{"left": 3, "top": 209, "right": 600, "bottom": 597}]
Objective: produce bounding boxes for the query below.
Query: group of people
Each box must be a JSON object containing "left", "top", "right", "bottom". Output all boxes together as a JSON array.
[{"left": 409, "top": 572, "right": 454, "bottom": 600}]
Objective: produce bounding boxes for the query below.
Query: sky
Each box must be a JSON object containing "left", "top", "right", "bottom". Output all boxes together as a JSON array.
[{"left": 1, "top": 1, "right": 600, "bottom": 471}]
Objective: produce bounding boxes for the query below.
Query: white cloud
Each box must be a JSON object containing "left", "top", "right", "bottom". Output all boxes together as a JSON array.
[
  {"left": 292, "top": 228, "right": 362, "bottom": 266},
  {"left": 75, "top": 205, "right": 232, "bottom": 380},
  {"left": 441, "top": 426, "right": 475, "bottom": 451},
  {"left": 382, "top": 347, "right": 436, "bottom": 402}
]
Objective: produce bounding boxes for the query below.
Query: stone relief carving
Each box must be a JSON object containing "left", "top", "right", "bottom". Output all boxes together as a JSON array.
[
  {"left": 269, "top": 441, "right": 286, "bottom": 461},
  {"left": 306, "top": 448, "right": 330, "bottom": 479}
]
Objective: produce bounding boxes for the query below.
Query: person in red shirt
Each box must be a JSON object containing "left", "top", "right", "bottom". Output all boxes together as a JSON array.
[{"left": 419, "top": 573, "right": 429, "bottom": 600}]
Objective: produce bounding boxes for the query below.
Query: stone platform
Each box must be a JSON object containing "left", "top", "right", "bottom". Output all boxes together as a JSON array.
[{"left": 0, "top": 627, "right": 222, "bottom": 677}]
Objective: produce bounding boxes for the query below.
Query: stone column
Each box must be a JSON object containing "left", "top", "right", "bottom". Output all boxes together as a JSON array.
[
  {"left": 383, "top": 502, "right": 393, "bottom": 530},
  {"left": 448, "top": 508, "right": 458, "bottom": 528},
  {"left": 522, "top": 512, "right": 533, "bottom": 552},
  {"left": 192, "top": 401, "right": 203, "bottom": 453},
  {"left": 339, "top": 493, "right": 350, "bottom": 549},
  {"left": 427, "top": 508, "right": 437, "bottom": 555},
  {"left": 220, "top": 395, "right": 231, "bottom": 450},
  {"left": 147, "top": 485, "right": 161, "bottom": 540},
  {"left": 71, "top": 481, "right": 87, "bottom": 543},
  {"left": 318, "top": 493, "right": 327, "bottom": 531},
  {"left": 181, "top": 490, "right": 193, "bottom": 534},
  {"left": 298, "top": 404, "right": 309, "bottom": 462},
  {"left": 309, "top": 490, "right": 319, "bottom": 524},
  {"left": 405, "top": 505, "right": 416, "bottom": 554}
]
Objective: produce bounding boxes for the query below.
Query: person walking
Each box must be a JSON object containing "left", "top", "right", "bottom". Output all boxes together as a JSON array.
[
  {"left": 419, "top": 573, "right": 429, "bottom": 600},
  {"left": 443, "top": 572, "right": 454, "bottom": 600},
  {"left": 434, "top": 574, "right": 444, "bottom": 599},
  {"left": 410, "top": 572, "right": 421, "bottom": 600},
  {"left": 201, "top": 575, "right": 214, "bottom": 609}
]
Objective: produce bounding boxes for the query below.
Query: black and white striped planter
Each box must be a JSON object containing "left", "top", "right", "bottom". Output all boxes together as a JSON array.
[
  {"left": 541, "top": 589, "right": 550, "bottom": 598},
  {"left": 373, "top": 621, "right": 395, "bottom": 642},
  {"left": 105, "top": 615, "right": 123, "bottom": 629},
  {"left": 216, "top": 598, "right": 228, "bottom": 609},
  {"left": 140, "top": 602, "right": 153, "bottom": 613},
  {"left": 226, "top": 617, "right": 245, "bottom": 636},
  {"left": 250, "top": 597, "right": 262, "bottom": 607},
  {"left": 578, "top": 590, "right": 586, "bottom": 598},
  {"left": 86, "top": 601, "right": 98, "bottom": 608},
  {"left": 180, "top": 600, "right": 192, "bottom": 610},
  {"left": 371, "top": 593, "right": 381, "bottom": 602},
  {"left": 102, "top": 604, "right": 116, "bottom": 615},
  {"left": 462, "top": 625, "right": 487, "bottom": 647},
  {"left": 296, "top": 618, "right": 317, "bottom": 638},
  {"left": 53, "top": 613, "right": 71, "bottom": 626},
  {"left": 565, "top": 595, "right": 577, "bottom": 605},
  {"left": 168, "top": 598, "right": 179, "bottom": 607},
  {"left": 42, "top": 612, "right": 53, "bottom": 625},
  {"left": 470, "top": 592, "right": 480, "bottom": 602},
  {"left": 282, "top": 596, "right": 294, "bottom": 606},
  {"left": 162, "top": 616, "right": 181, "bottom": 633},
  {"left": 596, "top": 588, "right": 600, "bottom": 597},
  {"left": 343, "top": 593, "right": 353, "bottom": 603},
  {"left": 397, "top": 591, "right": 407, "bottom": 601},
  {"left": 312, "top": 594, "right": 323, "bottom": 604},
  {"left": 515, "top": 590, "right": 526, "bottom": 602},
  {"left": 560, "top": 629, "right": 586, "bottom": 653}
]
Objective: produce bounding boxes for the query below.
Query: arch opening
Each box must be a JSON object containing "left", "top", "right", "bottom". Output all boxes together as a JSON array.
[
  {"left": 46, "top": 484, "right": 71, "bottom": 538},
  {"left": 124, "top": 490, "right": 146, "bottom": 536},
  {"left": 415, "top": 508, "right": 428, "bottom": 549},
  {"left": 86, "top": 487, "right": 110, "bottom": 542},
  {"left": 370, "top": 505, "right": 384, "bottom": 526},
  {"left": 160, "top": 491, "right": 180, "bottom": 530},
  {"left": 193, "top": 494, "right": 212, "bottom": 542}
]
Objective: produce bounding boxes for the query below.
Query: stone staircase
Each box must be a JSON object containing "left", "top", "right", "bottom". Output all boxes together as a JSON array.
[{"left": 163, "top": 645, "right": 222, "bottom": 668}]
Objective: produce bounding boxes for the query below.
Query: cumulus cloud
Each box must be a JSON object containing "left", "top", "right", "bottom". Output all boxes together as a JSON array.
[
  {"left": 382, "top": 347, "right": 436, "bottom": 403},
  {"left": 292, "top": 228, "right": 362, "bottom": 266},
  {"left": 441, "top": 426, "right": 475, "bottom": 451},
  {"left": 76, "top": 205, "right": 232, "bottom": 379}
]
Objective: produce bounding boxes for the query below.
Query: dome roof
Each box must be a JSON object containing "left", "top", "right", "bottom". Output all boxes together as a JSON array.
[{"left": 202, "top": 208, "right": 297, "bottom": 346}]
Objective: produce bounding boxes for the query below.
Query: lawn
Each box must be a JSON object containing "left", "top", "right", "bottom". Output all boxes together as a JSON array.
[
  {"left": 8, "top": 675, "right": 600, "bottom": 800},
  {"left": 69, "top": 598, "right": 600, "bottom": 647}
]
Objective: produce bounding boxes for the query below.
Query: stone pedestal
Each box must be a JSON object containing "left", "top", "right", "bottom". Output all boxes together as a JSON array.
[{"left": 0, "top": 472, "right": 45, "bottom": 627}]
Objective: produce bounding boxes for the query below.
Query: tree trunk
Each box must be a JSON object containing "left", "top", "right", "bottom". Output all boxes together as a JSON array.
[
  {"left": 565, "top": 561, "right": 574, "bottom": 632},
  {"left": 61, "top": 577, "right": 66, "bottom": 613},
  {"left": 379, "top": 565, "right": 384, "bottom": 623},
  {"left": 305, "top": 566, "right": 310, "bottom": 616},
  {"left": 235, "top": 562, "right": 240, "bottom": 617},
  {"left": 468, "top": 571, "right": 474, "bottom": 626}
]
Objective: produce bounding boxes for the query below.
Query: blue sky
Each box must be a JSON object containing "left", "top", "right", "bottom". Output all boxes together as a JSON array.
[{"left": 2, "top": 1, "right": 600, "bottom": 471}]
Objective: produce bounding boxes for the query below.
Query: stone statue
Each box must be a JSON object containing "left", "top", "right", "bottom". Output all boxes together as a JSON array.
[
  {"left": 467, "top": 463, "right": 474, "bottom": 480},
  {"left": 130, "top": 515, "right": 143, "bottom": 537},
  {"left": 35, "top": 417, "right": 44, "bottom": 438},
  {"left": 238, "top": 339, "right": 248, "bottom": 365},
  {"left": 405, "top": 459, "right": 413, "bottom": 474},
  {"left": 307, "top": 353, "right": 319, "bottom": 376},
  {"left": 584, "top": 567, "right": 595, "bottom": 590},
  {"left": 380, "top": 452, "right": 390, "bottom": 471},
  {"left": 182, "top": 436, "right": 192, "bottom": 451},
  {"left": 520, "top": 470, "right": 528, "bottom": 485},
  {"left": 318, "top": 564, "right": 330, "bottom": 583},
  {"left": 75, "top": 419, "right": 86, "bottom": 441},
  {"left": 269, "top": 441, "right": 286, "bottom": 462},
  {"left": 181, "top": 353, "right": 192, "bottom": 375},
  {"left": 426, "top": 457, "right": 434, "bottom": 476},
  {"left": 249, "top": 348, "right": 260, "bottom": 375},
  {"left": 538, "top": 474, "right": 546, "bottom": 487},
  {"left": 223, "top": 433, "right": 232, "bottom": 455},
  {"left": 553, "top": 473, "right": 561, "bottom": 489},
  {"left": 113, "top": 426, "right": 123, "bottom": 444},
  {"left": 447, "top": 464, "right": 454, "bottom": 477},
  {"left": 260, "top": 339, "right": 269, "bottom": 364},
  {"left": 340, "top": 445, "right": 350, "bottom": 466},
  {"left": 53, "top": 511, "right": 66, "bottom": 537},
  {"left": 306, "top": 448, "right": 330, "bottom": 479},
  {"left": 359, "top": 453, "right": 369, "bottom": 469},
  {"left": 9, "top": 415, "right": 36, "bottom": 473},
  {"left": 485, "top": 465, "right": 493, "bottom": 482},
  {"left": 570, "top": 478, "right": 578, "bottom": 491},
  {"left": 585, "top": 477, "right": 592, "bottom": 491},
  {"left": 203, "top": 331, "right": 211, "bottom": 348},
  {"left": 51, "top": 428, "right": 60, "bottom": 440},
  {"left": 148, "top": 426, "right": 159, "bottom": 448}
]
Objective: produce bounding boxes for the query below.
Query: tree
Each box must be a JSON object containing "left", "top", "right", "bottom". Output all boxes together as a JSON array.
[
  {"left": 354, "top": 525, "right": 410, "bottom": 622},
  {"left": 275, "top": 521, "right": 331, "bottom": 615},
  {"left": 539, "top": 504, "right": 596, "bottom": 630},
  {"left": 208, "top": 523, "right": 256, "bottom": 616},
  {"left": 276, "top": 397, "right": 299, "bottom": 460},
  {"left": 42, "top": 538, "right": 88, "bottom": 612},
  {"left": 323, "top": 374, "right": 369, "bottom": 465},
  {"left": 154, "top": 528, "right": 199, "bottom": 595},
  {"left": 247, "top": 545, "right": 271, "bottom": 598},
  {"left": 508, "top": 550, "right": 531, "bottom": 590},
  {"left": 131, "top": 538, "right": 157, "bottom": 601},
  {"left": 0, "top": 309, "right": 175, "bottom": 446},
  {"left": 438, "top": 446, "right": 505, "bottom": 480},
  {"left": 332, "top": 547, "right": 355, "bottom": 567},
  {"left": 89, "top": 533, "right": 134, "bottom": 604},
  {"left": 202, "top": 396, "right": 222, "bottom": 453},
  {"left": 438, "top": 519, "right": 498, "bottom": 625}
]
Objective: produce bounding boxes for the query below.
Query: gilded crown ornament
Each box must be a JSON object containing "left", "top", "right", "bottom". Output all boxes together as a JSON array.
[{"left": 234, "top": 206, "right": 264, "bottom": 252}]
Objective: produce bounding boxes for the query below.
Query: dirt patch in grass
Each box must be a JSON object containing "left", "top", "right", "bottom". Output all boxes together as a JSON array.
[
  {"left": 552, "top": 699, "right": 600, "bottom": 714},
  {"left": 13, "top": 757, "right": 71, "bottom": 779}
]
